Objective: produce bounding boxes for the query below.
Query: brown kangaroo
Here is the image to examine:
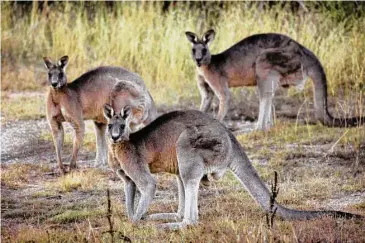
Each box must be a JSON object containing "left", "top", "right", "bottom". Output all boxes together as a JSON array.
[
  {"left": 104, "top": 107, "right": 363, "bottom": 230},
  {"left": 44, "top": 56, "right": 157, "bottom": 174},
  {"left": 185, "top": 29, "right": 365, "bottom": 130}
]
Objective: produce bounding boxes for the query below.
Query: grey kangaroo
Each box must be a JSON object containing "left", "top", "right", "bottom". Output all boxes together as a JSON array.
[
  {"left": 44, "top": 56, "right": 157, "bottom": 174},
  {"left": 104, "top": 107, "right": 363, "bottom": 230},
  {"left": 185, "top": 30, "right": 365, "bottom": 130}
]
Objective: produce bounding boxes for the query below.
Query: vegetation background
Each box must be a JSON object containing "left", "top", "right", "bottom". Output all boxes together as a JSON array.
[
  {"left": 1, "top": 1, "right": 365, "bottom": 242},
  {"left": 2, "top": 1, "right": 365, "bottom": 103}
]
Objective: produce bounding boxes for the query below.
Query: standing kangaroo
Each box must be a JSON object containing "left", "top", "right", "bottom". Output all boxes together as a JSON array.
[
  {"left": 185, "top": 30, "right": 364, "bottom": 130},
  {"left": 44, "top": 56, "right": 157, "bottom": 174},
  {"left": 104, "top": 108, "right": 363, "bottom": 230}
]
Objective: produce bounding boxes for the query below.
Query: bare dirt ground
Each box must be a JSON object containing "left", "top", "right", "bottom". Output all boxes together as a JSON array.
[{"left": 1, "top": 90, "right": 365, "bottom": 242}]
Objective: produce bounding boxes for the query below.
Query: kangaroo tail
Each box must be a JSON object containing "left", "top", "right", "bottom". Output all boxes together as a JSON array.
[
  {"left": 307, "top": 55, "right": 364, "bottom": 127},
  {"left": 228, "top": 135, "right": 364, "bottom": 220}
]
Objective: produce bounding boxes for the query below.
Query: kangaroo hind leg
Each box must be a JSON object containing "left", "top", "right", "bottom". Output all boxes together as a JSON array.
[
  {"left": 157, "top": 134, "right": 204, "bottom": 229},
  {"left": 147, "top": 175, "right": 185, "bottom": 222},
  {"left": 69, "top": 120, "right": 84, "bottom": 170},
  {"left": 50, "top": 119, "right": 65, "bottom": 174},
  {"left": 255, "top": 71, "right": 279, "bottom": 130}
]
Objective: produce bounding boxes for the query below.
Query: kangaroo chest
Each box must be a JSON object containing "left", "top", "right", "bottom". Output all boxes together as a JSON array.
[
  {"left": 111, "top": 142, "right": 179, "bottom": 176},
  {"left": 198, "top": 64, "right": 257, "bottom": 88}
]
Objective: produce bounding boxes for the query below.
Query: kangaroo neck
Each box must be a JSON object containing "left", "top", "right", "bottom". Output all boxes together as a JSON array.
[
  {"left": 197, "top": 54, "right": 223, "bottom": 72},
  {"left": 111, "top": 140, "right": 142, "bottom": 167},
  {"left": 197, "top": 64, "right": 211, "bottom": 76},
  {"left": 49, "top": 85, "right": 68, "bottom": 104}
]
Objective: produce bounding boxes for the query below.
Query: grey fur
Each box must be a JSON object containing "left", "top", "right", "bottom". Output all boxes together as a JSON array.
[
  {"left": 105, "top": 108, "right": 363, "bottom": 230},
  {"left": 185, "top": 30, "right": 364, "bottom": 130}
]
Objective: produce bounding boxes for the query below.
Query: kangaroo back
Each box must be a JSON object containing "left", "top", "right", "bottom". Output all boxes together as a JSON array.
[{"left": 110, "top": 80, "right": 157, "bottom": 131}]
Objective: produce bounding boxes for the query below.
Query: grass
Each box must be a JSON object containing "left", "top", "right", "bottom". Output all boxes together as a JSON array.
[
  {"left": 1, "top": 92, "right": 46, "bottom": 121},
  {"left": 1, "top": 2, "right": 365, "bottom": 107},
  {"left": 237, "top": 120, "right": 365, "bottom": 157},
  {"left": 1, "top": 2, "right": 365, "bottom": 242},
  {"left": 1, "top": 163, "right": 51, "bottom": 189},
  {"left": 45, "top": 168, "right": 108, "bottom": 193},
  {"left": 48, "top": 209, "right": 104, "bottom": 224}
]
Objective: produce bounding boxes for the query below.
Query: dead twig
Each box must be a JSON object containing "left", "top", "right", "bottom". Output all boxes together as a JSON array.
[
  {"left": 102, "top": 188, "right": 132, "bottom": 243},
  {"left": 265, "top": 171, "right": 279, "bottom": 229}
]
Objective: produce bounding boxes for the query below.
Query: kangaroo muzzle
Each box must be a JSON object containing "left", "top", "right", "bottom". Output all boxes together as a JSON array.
[
  {"left": 196, "top": 58, "right": 202, "bottom": 66},
  {"left": 110, "top": 127, "right": 121, "bottom": 142}
]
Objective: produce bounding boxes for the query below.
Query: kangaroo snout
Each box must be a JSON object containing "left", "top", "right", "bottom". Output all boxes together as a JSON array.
[
  {"left": 111, "top": 134, "right": 121, "bottom": 143},
  {"left": 196, "top": 58, "right": 202, "bottom": 66}
]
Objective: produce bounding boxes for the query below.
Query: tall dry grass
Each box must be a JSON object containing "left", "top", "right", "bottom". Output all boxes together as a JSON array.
[{"left": 1, "top": 2, "right": 365, "bottom": 105}]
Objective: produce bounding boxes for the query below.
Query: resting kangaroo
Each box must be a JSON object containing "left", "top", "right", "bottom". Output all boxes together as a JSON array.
[
  {"left": 185, "top": 30, "right": 365, "bottom": 130},
  {"left": 104, "top": 107, "right": 363, "bottom": 230},
  {"left": 44, "top": 56, "right": 157, "bottom": 174}
]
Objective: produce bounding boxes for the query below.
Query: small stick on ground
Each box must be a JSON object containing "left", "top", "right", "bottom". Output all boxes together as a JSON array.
[
  {"left": 105, "top": 188, "right": 114, "bottom": 243},
  {"left": 102, "top": 188, "right": 132, "bottom": 243},
  {"left": 266, "top": 171, "right": 279, "bottom": 229}
]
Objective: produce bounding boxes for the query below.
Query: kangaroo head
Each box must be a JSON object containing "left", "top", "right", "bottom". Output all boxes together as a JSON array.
[
  {"left": 185, "top": 29, "right": 215, "bottom": 67},
  {"left": 43, "top": 56, "right": 69, "bottom": 89},
  {"left": 104, "top": 104, "right": 132, "bottom": 143}
]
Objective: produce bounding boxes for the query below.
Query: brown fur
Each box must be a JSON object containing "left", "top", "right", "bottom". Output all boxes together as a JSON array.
[{"left": 44, "top": 56, "right": 156, "bottom": 174}]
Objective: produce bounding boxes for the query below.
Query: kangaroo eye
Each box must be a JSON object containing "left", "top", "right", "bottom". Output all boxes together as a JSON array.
[
  {"left": 202, "top": 49, "right": 207, "bottom": 55},
  {"left": 108, "top": 124, "right": 113, "bottom": 129},
  {"left": 120, "top": 124, "right": 125, "bottom": 130},
  {"left": 192, "top": 49, "right": 196, "bottom": 54},
  {"left": 58, "top": 73, "right": 63, "bottom": 79}
]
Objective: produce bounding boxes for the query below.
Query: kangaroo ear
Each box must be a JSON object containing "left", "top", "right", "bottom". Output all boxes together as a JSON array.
[
  {"left": 121, "top": 105, "right": 132, "bottom": 120},
  {"left": 43, "top": 57, "right": 54, "bottom": 69},
  {"left": 103, "top": 104, "right": 114, "bottom": 120},
  {"left": 202, "top": 29, "right": 215, "bottom": 45},
  {"left": 58, "top": 55, "right": 69, "bottom": 69},
  {"left": 185, "top": 31, "right": 198, "bottom": 44}
]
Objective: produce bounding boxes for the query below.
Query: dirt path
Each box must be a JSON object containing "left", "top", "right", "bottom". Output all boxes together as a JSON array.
[
  {"left": 1, "top": 119, "right": 52, "bottom": 163},
  {"left": 1, "top": 119, "right": 95, "bottom": 165}
]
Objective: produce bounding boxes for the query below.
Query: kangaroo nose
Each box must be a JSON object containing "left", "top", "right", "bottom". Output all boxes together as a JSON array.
[
  {"left": 111, "top": 133, "right": 120, "bottom": 142},
  {"left": 51, "top": 82, "right": 58, "bottom": 87}
]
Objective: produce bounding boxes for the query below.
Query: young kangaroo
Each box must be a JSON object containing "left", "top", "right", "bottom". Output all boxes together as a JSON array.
[
  {"left": 44, "top": 56, "right": 157, "bottom": 174},
  {"left": 104, "top": 107, "right": 363, "bottom": 230},
  {"left": 185, "top": 30, "right": 365, "bottom": 130}
]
